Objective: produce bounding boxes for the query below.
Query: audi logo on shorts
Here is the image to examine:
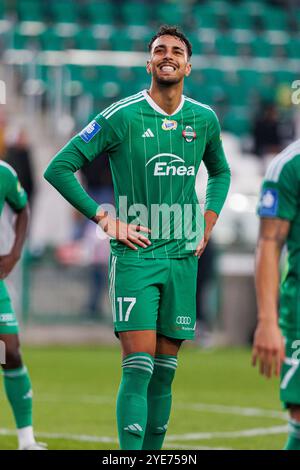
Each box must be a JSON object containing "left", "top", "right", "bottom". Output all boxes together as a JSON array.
[{"left": 176, "top": 316, "right": 191, "bottom": 325}]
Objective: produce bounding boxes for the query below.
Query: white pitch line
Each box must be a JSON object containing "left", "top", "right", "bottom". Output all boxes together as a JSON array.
[
  {"left": 0, "top": 425, "right": 287, "bottom": 446},
  {"left": 166, "top": 425, "right": 288, "bottom": 442},
  {"left": 0, "top": 394, "right": 287, "bottom": 421},
  {"left": 178, "top": 403, "right": 287, "bottom": 420},
  {"left": 0, "top": 428, "right": 230, "bottom": 448}
]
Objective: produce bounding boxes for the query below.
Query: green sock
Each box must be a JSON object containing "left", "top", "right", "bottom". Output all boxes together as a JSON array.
[
  {"left": 142, "top": 354, "right": 177, "bottom": 450},
  {"left": 116, "top": 352, "right": 154, "bottom": 450},
  {"left": 3, "top": 366, "right": 33, "bottom": 429},
  {"left": 284, "top": 420, "right": 300, "bottom": 450}
]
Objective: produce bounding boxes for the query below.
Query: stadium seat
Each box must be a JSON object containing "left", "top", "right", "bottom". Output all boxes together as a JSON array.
[
  {"left": 75, "top": 28, "right": 98, "bottom": 50},
  {"left": 85, "top": 1, "right": 115, "bottom": 26},
  {"left": 110, "top": 29, "right": 134, "bottom": 51},
  {"left": 225, "top": 6, "right": 254, "bottom": 30},
  {"left": 50, "top": 1, "right": 79, "bottom": 25},
  {"left": 250, "top": 37, "right": 273, "bottom": 58},
  {"left": 121, "top": 1, "right": 151, "bottom": 26},
  {"left": 193, "top": 5, "right": 219, "bottom": 29},
  {"left": 260, "top": 6, "right": 288, "bottom": 32},
  {"left": 156, "top": 2, "right": 186, "bottom": 26},
  {"left": 215, "top": 35, "right": 238, "bottom": 56},
  {"left": 40, "top": 28, "right": 65, "bottom": 51},
  {"left": 17, "top": 0, "right": 44, "bottom": 22},
  {"left": 286, "top": 38, "right": 300, "bottom": 59}
]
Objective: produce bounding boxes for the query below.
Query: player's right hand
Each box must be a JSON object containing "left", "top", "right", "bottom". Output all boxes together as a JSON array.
[
  {"left": 96, "top": 211, "right": 151, "bottom": 251},
  {"left": 251, "top": 319, "right": 285, "bottom": 379}
]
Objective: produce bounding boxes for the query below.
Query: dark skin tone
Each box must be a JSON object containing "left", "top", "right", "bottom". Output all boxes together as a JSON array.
[
  {"left": 252, "top": 217, "right": 300, "bottom": 422},
  {"left": 0, "top": 205, "right": 29, "bottom": 370},
  {"left": 92, "top": 35, "right": 218, "bottom": 357}
]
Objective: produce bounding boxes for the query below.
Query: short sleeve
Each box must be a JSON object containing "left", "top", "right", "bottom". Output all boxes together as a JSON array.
[
  {"left": 258, "top": 160, "right": 299, "bottom": 221},
  {"left": 3, "top": 165, "right": 27, "bottom": 211}
]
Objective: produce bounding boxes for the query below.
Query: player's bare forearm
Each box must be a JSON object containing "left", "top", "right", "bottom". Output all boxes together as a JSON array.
[
  {"left": 252, "top": 217, "right": 290, "bottom": 377},
  {"left": 255, "top": 218, "right": 290, "bottom": 323}
]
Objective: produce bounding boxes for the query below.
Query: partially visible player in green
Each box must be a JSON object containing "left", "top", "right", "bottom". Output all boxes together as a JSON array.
[
  {"left": 44, "top": 25, "right": 230, "bottom": 450},
  {"left": 252, "top": 139, "right": 300, "bottom": 450},
  {"left": 0, "top": 161, "right": 46, "bottom": 450}
]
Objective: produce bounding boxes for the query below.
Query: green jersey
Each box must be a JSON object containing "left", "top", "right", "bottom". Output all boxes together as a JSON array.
[
  {"left": 258, "top": 139, "right": 300, "bottom": 337},
  {"left": 0, "top": 161, "right": 27, "bottom": 215},
  {"left": 45, "top": 90, "right": 230, "bottom": 259}
]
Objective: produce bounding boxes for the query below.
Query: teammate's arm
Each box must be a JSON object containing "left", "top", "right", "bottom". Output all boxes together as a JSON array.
[
  {"left": 252, "top": 218, "right": 288, "bottom": 378},
  {"left": 195, "top": 112, "right": 231, "bottom": 257},
  {"left": 0, "top": 169, "right": 29, "bottom": 279}
]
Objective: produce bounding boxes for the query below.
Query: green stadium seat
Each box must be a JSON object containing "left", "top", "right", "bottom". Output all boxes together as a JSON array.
[
  {"left": 222, "top": 107, "right": 251, "bottom": 135},
  {"left": 286, "top": 38, "right": 300, "bottom": 59},
  {"left": 260, "top": 6, "right": 288, "bottom": 32},
  {"left": 17, "top": 0, "right": 44, "bottom": 22},
  {"left": 215, "top": 35, "right": 238, "bottom": 56},
  {"left": 11, "top": 27, "right": 40, "bottom": 50},
  {"left": 50, "top": 1, "right": 79, "bottom": 25},
  {"left": 193, "top": 5, "right": 219, "bottom": 29},
  {"left": 226, "top": 6, "right": 254, "bottom": 30},
  {"left": 86, "top": 1, "right": 115, "bottom": 26},
  {"left": 156, "top": 3, "right": 185, "bottom": 25},
  {"left": 273, "top": 70, "right": 298, "bottom": 86},
  {"left": 40, "top": 28, "right": 65, "bottom": 51},
  {"left": 75, "top": 28, "right": 98, "bottom": 50},
  {"left": 250, "top": 37, "right": 273, "bottom": 58},
  {"left": 121, "top": 1, "right": 151, "bottom": 26},
  {"left": 110, "top": 30, "right": 133, "bottom": 51}
]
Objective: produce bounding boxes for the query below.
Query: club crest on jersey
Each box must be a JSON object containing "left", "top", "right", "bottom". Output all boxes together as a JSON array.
[
  {"left": 79, "top": 120, "right": 101, "bottom": 143},
  {"left": 182, "top": 126, "right": 196, "bottom": 143},
  {"left": 162, "top": 119, "right": 178, "bottom": 131}
]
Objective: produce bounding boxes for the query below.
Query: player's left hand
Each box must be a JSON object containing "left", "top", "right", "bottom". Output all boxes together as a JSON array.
[
  {"left": 0, "top": 253, "right": 19, "bottom": 279},
  {"left": 194, "top": 210, "right": 218, "bottom": 258},
  {"left": 252, "top": 320, "right": 285, "bottom": 378}
]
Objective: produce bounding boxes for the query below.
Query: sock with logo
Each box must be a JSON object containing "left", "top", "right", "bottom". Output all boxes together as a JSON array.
[
  {"left": 284, "top": 420, "right": 300, "bottom": 450},
  {"left": 142, "top": 354, "right": 177, "bottom": 450},
  {"left": 2, "top": 365, "right": 34, "bottom": 447},
  {"left": 116, "top": 352, "right": 154, "bottom": 450}
]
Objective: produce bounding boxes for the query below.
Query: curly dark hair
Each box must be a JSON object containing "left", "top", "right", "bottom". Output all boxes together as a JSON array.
[{"left": 148, "top": 25, "right": 192, "bottom": 60}]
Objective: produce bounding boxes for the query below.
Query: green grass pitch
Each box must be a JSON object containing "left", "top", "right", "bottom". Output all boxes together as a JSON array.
[{"left": 0, "top": 345, "right": 287, "bottom": 450}]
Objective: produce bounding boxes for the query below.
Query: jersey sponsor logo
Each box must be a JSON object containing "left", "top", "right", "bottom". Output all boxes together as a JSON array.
[
  {"left": 176, "top": 315, "right": 192, "bottom": 325},
  {"left": 146, "top": 153, "right": 195, "bottom": 176},
  {"left": 258, "top": 188, "right": 279, "bottom": 217},
  {"left": 182, "top": 125, "right": 196, "bottom": 143},
  {"left": 162, "top": 118, "right": 178, "bottom": 131},
  {"left": 79, "top": 120, "right": 102, "bottom": 143},
  {"left": 142, "top": 128, "right": 154, "bottom": 138}
]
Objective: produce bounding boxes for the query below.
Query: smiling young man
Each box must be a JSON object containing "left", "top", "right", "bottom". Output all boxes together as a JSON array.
[{"left": 44, "top": 25, "right": 231, "bottom": 450}]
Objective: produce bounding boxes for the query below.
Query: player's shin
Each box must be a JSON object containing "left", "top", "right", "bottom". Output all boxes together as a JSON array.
[
  {"left": 142, "top": 354, "right": 177, "bottom": 450},
  {"left": 116, "top": 352, "right": 154, "bottom": 450},
  {"left": 2, "top": 365, "right": 35, "bottom": 448}
]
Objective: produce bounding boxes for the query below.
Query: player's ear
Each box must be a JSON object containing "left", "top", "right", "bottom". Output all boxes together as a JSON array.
[
  {"left": 185, "top": 62, "right": 192, "bottom": 77},
  {"left": 146, "top": 60, "right": 152, "bottom": 75}
]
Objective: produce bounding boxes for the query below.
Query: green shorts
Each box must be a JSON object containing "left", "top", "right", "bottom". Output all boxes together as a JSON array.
[
  {"left": 108, "top": 254, "right": 198, "bottom": 340},
  {"left": 0, "top": 280, "right": 19, "bottom": 335},
  {"left": 280, "top": 337, "right": 300, "bottom": 408}
]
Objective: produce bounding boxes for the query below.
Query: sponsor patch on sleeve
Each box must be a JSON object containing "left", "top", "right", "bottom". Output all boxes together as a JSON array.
[
  {"left": 79, "top": 120, "right": 101, "bottom": 143},
  {"left": 258, "top": 188, "right": 279, "bottom": 217}
]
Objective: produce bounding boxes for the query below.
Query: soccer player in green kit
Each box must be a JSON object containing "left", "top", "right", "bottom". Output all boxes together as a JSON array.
[
  {"left": 253, "top": 139, "right": 300, "bottom": 450},
  {"left": 44, "top": 26, "right": 231, "bottom": 450},
  {"left": 0, "top": 161, "right": 46, "bottom": 450}
]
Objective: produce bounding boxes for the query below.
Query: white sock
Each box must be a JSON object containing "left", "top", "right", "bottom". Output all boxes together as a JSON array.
[{"left": 17, "top": 426, "right": 35, "bottom": 449}]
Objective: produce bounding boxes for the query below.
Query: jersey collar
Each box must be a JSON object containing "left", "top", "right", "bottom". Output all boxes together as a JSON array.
[{"left": 142, "top": 89, "right": 185, "bottom": 117}]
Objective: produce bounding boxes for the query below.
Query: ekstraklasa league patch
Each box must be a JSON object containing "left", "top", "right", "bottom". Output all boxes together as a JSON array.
[
  {"left": 80, "top": 120, "right": 102, "bottom": 143},
  {"left": 259, "top": 188, "right": 279, "bottom": 217}
]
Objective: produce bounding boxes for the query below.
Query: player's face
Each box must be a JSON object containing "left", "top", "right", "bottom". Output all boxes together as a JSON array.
[{"left": 147, "top": 35, "right": 191, "bottom": 86}]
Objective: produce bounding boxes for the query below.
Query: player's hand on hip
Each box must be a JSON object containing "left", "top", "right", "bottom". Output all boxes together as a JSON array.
[
  {"left": 194, "top": 210, "right": 218, "bottom": 258},
  {"left": 251, "top": 319, "right": 285, "bottom": 378},
  {"left": 0, "top": 253, "right": 19, "bottom": 279},
  {"left": 96, "top": 211, "right": 151, "bottom": 251}
]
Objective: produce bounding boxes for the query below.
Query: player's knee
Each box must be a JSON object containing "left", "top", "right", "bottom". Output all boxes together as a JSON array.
[
  {"left": 1, "top": 346, "right": 22, "bottom": 370},
  {"left": 290, "top": 405, "right": 300, "bottom": 422}
]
